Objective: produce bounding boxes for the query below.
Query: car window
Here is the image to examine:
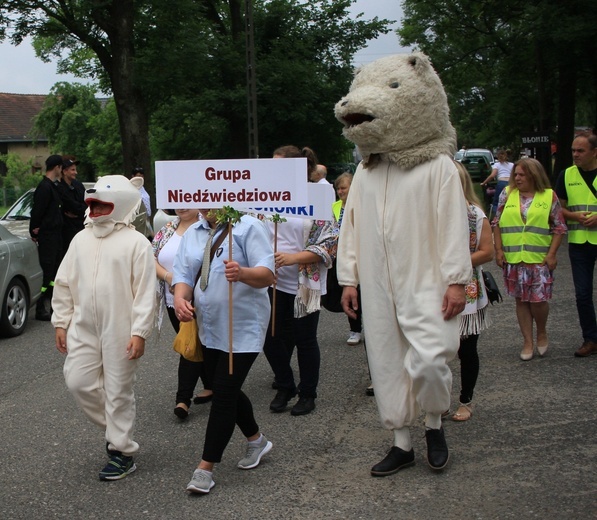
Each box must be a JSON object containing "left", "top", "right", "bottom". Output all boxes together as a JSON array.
[{"left": 2, "top": 191, "right": 34, "bottom": 220}]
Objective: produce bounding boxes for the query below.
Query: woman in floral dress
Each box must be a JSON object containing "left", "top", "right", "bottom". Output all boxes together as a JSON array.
[{"left": 493, "top": 158, "right": 567, "bottom": 360}]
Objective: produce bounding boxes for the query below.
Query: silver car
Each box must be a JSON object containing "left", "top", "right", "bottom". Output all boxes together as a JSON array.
[{"left": 0, "top": 224, "right": 43, "bottom": 337}]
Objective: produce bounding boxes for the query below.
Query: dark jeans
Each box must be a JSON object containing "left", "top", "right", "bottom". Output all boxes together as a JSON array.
[
  {"left": 568, "top": 242, "right": 597, "bottom": 342},
  {"left": 166, "top": 306, "right": 209, "bottom": 407},
  {"left": 263, "top": 288, "right": 321, "bottom": 398},
  {"left": 458, "top": 334, "right": 480, "bottom": 404},
  {"left": 201, "top": 349, "right": 259, "bottom": 463}
]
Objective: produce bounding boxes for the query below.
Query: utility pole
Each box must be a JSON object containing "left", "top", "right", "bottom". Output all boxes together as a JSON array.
[{"left": 245, "top": 0, "right": 259, "bottom": 158}]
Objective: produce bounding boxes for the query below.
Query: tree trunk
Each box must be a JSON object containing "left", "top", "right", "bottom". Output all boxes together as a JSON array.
[
  {"left": 99, "top": 1, "right": 153, "bottom": 203},
  {"left": 553, "top": 59, "right": 577, "bottom": 181}
]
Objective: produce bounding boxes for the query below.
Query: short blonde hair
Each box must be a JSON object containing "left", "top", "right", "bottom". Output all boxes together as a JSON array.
[{"left": 334, "top": 172, "right": 353, "bottom": 189}]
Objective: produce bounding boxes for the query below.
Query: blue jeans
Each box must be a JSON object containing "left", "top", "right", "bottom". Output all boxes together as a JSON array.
[
  {"left": 568, "top": 242, "right": 597, "bottom": 342},
  {"left": 263, "top": 288, "right": 321, "bottom": 398},
  {"left": 492, "top": 180, "right": 509, "bottom": 215}
]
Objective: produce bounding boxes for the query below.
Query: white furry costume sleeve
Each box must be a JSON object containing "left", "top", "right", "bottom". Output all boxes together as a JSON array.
[
  {"left": 52, "top": 226, "right": 156, "bottom": 339},
  {"left": 338, "top": 154, "right": 472, "bottom": 304}
]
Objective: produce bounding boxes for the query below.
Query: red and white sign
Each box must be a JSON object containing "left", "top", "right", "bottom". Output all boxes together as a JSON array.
[{"left": 155, "top": 158, "right": 309, "bottom": 209}]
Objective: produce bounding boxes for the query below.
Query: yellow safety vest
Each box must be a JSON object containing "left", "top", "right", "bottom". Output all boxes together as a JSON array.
[
  {"left": 332, "top": 199, "right": 343, "bottom": 222},
  {"left": 499, "top": 188, "right": 553, "bottom": 264},
  {"left": 564, "top": 165, "right": 597, "bottom": 244}
]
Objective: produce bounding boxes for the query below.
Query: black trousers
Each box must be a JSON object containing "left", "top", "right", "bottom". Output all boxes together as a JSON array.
[
  {"left": 37, "top": 231, "right": 62, "bottom": 292},
  {"left": 201, "top": 348, "right": 259, "bottom": 463},
  {"left": 263, "top": 288, "right": 321, "bottom": 398},
  {"left": 166, "top": 307, "right": 209, "bottom": 407},
  {"left": 458, "top": 334, "right": 480, "bottom": 404}
]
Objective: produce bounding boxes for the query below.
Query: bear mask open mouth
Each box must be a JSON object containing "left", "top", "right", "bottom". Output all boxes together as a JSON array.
[
  {"left": 343, "top": 113, "right": 375, "bottom": 127},
  {"left": 86, "top": 199, "right": 115, "bottom": 218}
]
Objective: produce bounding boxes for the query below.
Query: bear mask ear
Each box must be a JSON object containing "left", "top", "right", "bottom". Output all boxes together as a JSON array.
[
  {"left": 408, "top": 53, "right": 431, "bottom": 72},
  {"left": 130, "top": 176, "right": 144, "bottom": 189}
]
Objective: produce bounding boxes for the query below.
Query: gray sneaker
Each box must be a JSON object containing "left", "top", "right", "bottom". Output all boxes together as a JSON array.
[
  {"left": 237, "top": 435, "right": 273, "bottom": 470},
  {"left": 186, "top": 469, "right": 215, "bottom": 494}
]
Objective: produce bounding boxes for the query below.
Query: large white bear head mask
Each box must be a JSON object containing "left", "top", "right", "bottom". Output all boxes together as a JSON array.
[
  {"left": 335, "top": 53, "right": 456, "bottom": 170},
  {"left": 85, "top": 175, "right": 142, "bottom": 237}
]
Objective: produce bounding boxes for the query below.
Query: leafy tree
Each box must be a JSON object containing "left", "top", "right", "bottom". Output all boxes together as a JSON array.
[
  {"left": 399, "top": 0, "right": 597, "bottom": 177},
  {"left": 0, "top": 0, "right": 153, "bottom": 185},
  {"left": 142, "top": 0, "right": 390, "bottom": 163},
  {"left": 1, "top": 0, "right": 389, "bottom": 180},
  {"left": 87, "top": 99, "right": 123, "bottom": 177},
  {"left": 0, "top": 153, "right": 39, "bottom": 206},
  {"left": 32, "top": 82, "right": 101, "bottom": 181}
]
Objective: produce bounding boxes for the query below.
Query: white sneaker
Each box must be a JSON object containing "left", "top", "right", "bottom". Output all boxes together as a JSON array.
[
  {"left": 186, "top": 469, "right": 215, "bottom": 494},
  {"left": 347, "top": 332, "right": 362, "bottom": 345}
]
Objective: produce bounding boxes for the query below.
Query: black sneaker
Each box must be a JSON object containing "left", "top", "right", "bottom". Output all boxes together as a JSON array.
[
  {"left": 269, "top": 389, "right": 297, "bottom": 413},
  {"left": 290, "top": 396, "right": 315, "bottom": 416},
  {"left": 99, "top": 453, "right": 137, "bottom": 481}
]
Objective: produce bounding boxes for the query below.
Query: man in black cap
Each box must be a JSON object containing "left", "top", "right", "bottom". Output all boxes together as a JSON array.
[
  {"left": 56, "top": 156, "right": 86, "bottom": 255},
  {"left": 30, "top": 154, "right": 64, "bottom": 320}
]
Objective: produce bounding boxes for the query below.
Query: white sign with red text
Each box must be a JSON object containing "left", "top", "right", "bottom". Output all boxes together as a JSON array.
[
  {"left": 250, "top": 182, "right": 336, "bottom": 220},
  {"left": 155, "top": 158, "right": 309, "bottom": 209}
]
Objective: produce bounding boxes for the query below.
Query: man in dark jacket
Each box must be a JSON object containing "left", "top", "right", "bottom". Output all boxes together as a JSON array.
[
  {"left": 30, "top": 154, "right": 64, "bottom": 320},
  {"left": 56, "top": 156, "right": 86, "bottom": 255}
]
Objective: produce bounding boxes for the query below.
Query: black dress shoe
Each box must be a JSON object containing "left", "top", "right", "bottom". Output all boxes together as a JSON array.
[
  {"left": 173, "top": 406, "right": 189, "bottom": 420},
  {"left": 193, "top": 393, "right": 213, "bottom": 405},
  {"left": 425, "top": 427, "right": 449, "bottom": 470},
  {"left": 371, "top": 446, "right": 415, "bottom": 476},
  {"left": 269, "top": 389, "right": 297, "bottom": 413},
  {"left": 35, "top": 310, "right": 52, "bottom": 321},
  {"left": 290, "top": 396, "right": 315, "bottom": 416}
]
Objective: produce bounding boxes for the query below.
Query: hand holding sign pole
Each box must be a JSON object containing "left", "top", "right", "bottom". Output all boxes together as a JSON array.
[{"left": 215, "top": 206, "right": 243, "bottom": 375}]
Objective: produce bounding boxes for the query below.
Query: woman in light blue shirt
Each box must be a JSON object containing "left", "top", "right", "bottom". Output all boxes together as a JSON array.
[{"left": 173, "top": 209, "right": 275, "bottom": 494}]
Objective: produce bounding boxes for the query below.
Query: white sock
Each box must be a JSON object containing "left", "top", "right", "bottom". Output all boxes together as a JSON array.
[
  {"left": 393, "top": 427, "right": 412, "bottom": 451},
  {"left": 248, "top": 434, "right": 263, "bottom": 447},
  {"left": 425, "top": 413, "right": 441, "bottom": 430}
]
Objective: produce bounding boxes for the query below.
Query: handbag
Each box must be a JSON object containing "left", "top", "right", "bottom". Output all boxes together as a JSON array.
[
  {"left": 321, "top": 260, "right": 344, "bottom": 313},
  {"left": 482, "top": 270, "right": 503, "bottom": 304},
  {"left": 172, "top": 319, "right": 203, "bottom": 362},
  {"left": 172, "top": 226, "right": 227, "bottom": 361}
]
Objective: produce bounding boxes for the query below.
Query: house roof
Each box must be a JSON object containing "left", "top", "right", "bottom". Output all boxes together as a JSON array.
[{"left": 0, "top": 93, "right": 48, "bottom": 142}]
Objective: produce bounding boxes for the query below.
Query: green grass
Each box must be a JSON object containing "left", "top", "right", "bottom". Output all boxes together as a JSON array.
[{"left": 0, "top": 206, "right": 8, "bottom": 216}]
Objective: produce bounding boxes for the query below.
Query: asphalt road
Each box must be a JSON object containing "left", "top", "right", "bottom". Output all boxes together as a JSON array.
[{"left": 1, "top": 245, "right": 596, "bottom": 519}]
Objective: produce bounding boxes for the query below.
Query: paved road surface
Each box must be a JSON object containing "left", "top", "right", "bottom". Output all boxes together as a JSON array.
[{"left": 1, "top": 244, "right": 596, "bottom": 519}]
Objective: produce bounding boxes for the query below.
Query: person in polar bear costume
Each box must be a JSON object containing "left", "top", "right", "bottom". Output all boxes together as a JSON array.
[
  {"left": 335, "top": 53, "right": 472, "bottom": 474},
  {"left": 52, "top": 175, "right": 156, "bottom": 481}
]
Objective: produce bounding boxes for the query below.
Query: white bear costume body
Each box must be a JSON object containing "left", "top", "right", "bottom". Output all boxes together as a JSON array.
[
  {"left": 335, "top": 54, "right": 472, "bottom": 452},
  {"left": 52, "top": 175, "right": 156, "bottom": 456}
]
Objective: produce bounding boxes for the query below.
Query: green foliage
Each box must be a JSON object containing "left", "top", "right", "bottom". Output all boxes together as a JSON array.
[
  {"left": 32, "top": 82, "right": 101, "bottom": 181},
  {"left": 399, "top": 0, "right": 597, "bottom": 155},
  {"left": 1, "top": 0, "right": 390, "bottom": 171},
  {"left": 87, "top": 99, "right": 123, "bottom": 177},
  {"left": 0, "top": 153, "right": 41, "bottom": 205}
]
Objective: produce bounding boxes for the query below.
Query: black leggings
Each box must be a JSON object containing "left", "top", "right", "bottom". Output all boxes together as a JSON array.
[
  {"left": 201, "top": 348, "right": 259, "bottom": 463},
  {"left": 458, "top": 334, "right": 480, "bottom": 404},
  {"left": 166, "top": 307, "right": 209, "bottom": 407}
]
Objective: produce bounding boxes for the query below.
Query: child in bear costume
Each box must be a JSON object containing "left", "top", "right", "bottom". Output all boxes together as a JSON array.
[
  {"left": 52, "top": 175, "right": 156, "bottom": 481},
  {"left": 335, "top": 53, "right": 472, "bottom": 474}
]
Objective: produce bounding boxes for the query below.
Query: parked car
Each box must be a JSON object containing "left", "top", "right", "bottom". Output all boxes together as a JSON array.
[
  {"left": 455, "top": 149, "right": 495, "bottom": 181},
  {"left": 0, "top": 224, "right": 43, "bottom": 337},
  {"left": 0, "top": 183, "right": 153, "bottom": 240}
]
